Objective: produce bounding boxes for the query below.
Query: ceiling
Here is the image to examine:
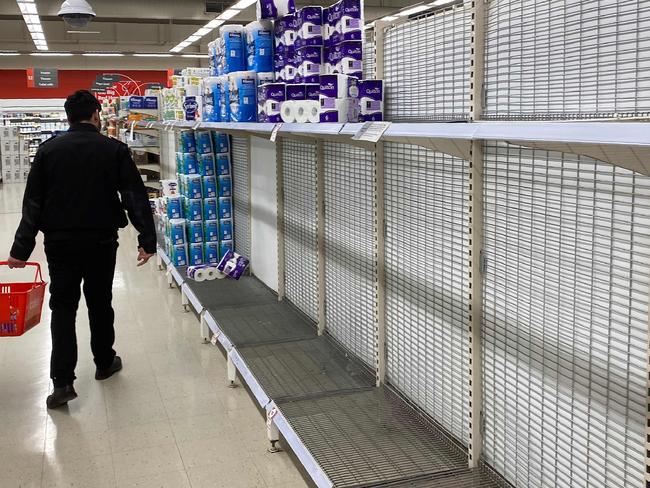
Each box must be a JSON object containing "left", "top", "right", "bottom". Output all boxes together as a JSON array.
[{"left": 0, "top": 0, "right": 411, "bottom": 68}]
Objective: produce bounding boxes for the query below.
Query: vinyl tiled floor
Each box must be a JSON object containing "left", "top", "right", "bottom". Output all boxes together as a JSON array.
[{"left": 0, "top": 183, "right": 311, "bottom": 488}]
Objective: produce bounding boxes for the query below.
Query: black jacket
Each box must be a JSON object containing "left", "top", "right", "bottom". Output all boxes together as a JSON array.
[{"left": 10, "top": 123, "right": 157, "bottom": 261}]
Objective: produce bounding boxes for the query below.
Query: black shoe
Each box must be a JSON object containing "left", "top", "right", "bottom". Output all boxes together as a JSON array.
[
  {"left": 95, "top": 356, "right": 123, "bottom": 381},
  {"left": 46, "top": 385, "right": 78, "bottom": 409}
]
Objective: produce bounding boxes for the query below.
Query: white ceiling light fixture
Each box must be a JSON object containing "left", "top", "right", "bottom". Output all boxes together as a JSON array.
[
  {"left": 217, "top": 9, "right": 239, "bottom": 20},
  {"left": 134, "top": 53, "right": 174, "bottom": 57},
  {"left": 16, "top": 0, "right": 48, "bottom": 50},
  {"left": 181, "top": 54, "right": 210, "bottom": 58},
  {"left": 230, "top": 0, "right": 257, "bottom": 10},
  {"left": 429, "top": 0, "right": 455, "bottom": 5},
  {"left": 0, "top": 52, "right": 21, "bottom": 56},
  {"left": 58, "top": 0, "right": 96, "bottom": 29},
  {"left": 82, "top": 52, "right": 124, "bottom": 57},
  {"left": 398, "top": 4, "right": 429, "bottom": 16},
  {"left": 31, "top": 52, "right": 73, "bottom": 56},
  {"left": 205, "top": 18, "right": 224, "bottom": 29},
  {"left": 195, "top": 27, "right": 213, "bottom": 37},
  {"left": 380, "top": 15, "right": 398, "bottom": 21}
]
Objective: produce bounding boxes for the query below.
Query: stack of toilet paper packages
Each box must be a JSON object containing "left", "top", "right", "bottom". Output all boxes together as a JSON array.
[{"left": 164, "top": 130, "right": 234, "bottom": 267}]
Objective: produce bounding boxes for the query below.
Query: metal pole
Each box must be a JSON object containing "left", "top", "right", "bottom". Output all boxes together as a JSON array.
[
  {"left": 375, "top": 142, "right": 386, "bottom": 386},
  {"left": 276, "top": 137, "right": 286, "bottom": 301},
  {"left": 316, "top": 139, "right": 326, "bottom": 335}
]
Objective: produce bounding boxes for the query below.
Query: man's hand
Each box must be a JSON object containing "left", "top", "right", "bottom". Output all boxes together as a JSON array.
[
  {"left": 7, "top": 256, "right": 27, "bottom": 269},
  {"left": 137, "top": 248, "right": 155, "bottom": 267}
]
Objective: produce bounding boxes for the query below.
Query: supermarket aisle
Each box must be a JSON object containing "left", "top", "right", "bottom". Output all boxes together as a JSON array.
[{"left": 0, "top": 184, "right": 310, "bottom": 488}]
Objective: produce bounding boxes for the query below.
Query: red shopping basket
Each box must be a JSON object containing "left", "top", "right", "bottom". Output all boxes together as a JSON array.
[{"left": 0, "top": 262, "right": 47, "bottom": 337}]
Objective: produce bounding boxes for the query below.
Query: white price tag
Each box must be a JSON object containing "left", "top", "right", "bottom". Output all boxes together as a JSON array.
[
  {"left": 193, "top": 121, "right": 202, "bottom": 130},
  {"left": 351, "top": 121, "right": 391, "bottom": 143},
  {"left": 270, "top": 123, "right": 283, "bottom": 142},
  {"left": 210, "top": 333, "right": 218, "bottom": 346}
]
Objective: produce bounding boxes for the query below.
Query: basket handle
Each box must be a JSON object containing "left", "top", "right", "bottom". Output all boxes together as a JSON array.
[{"left": 0, "top": 261, "right": 44, "bottom": 283}]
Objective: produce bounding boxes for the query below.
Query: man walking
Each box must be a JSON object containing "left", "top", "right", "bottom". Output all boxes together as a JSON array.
[{"left": 7, "top": 90, "right": 157, "bottom": 409}]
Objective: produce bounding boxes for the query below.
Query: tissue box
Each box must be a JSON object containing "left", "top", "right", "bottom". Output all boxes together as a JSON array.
[
  {"left": 219, "top": 218, "right": 233, "bottom": 241},
  {"left": 358, "top": 80, "right": 384, "bottom": 122},
  {"left": 204, "top": 241, "right": 220, "bottom": 264},
  {"left": 188, "top": 243, "right": 204, "bottom": 266},
  {"left": 203, "top": 198, "right": 218, "bottom": 221},
  {"left": 218, "top": 197, "right": 233, "bottom": 219},
  {"left": 216, "top": 153, "right": 231, "bottom": 176},
  {"left": 166, "top": 196, "right": 183, "bottom": 219},
  {"left": 195, "top": 131, "right": 213, "bottom": 154},
  {"left": 171, "top": 244, "right": 188, "bottom": 266},
  {"left": 216, "top": 249, "right": 250, "bottom": 280},
  {"left": 168, "top": 219, "right": 186, "bottom": 245},
  {"left": 204, "top": 220, "right": 219, "bottom": 242},
  {"left": 218, "top": 176, "right": 232, "bottom": 197},
  {"left": 184, "top": 198, "right": 203, "bottom": 221},
  {"left": 199, "top": 153, "right": 216, "bottom": 176},
  {"left": 203, "top": 176, "right": 217, "bottom": 198},
  {"left": 186, "top": 220, "right": 204, "bottom": 244}
]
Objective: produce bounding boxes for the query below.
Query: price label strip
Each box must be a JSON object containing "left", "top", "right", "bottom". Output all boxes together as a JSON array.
[
  {"left": 270, "top": 123, "right": 283, "bottom": 142},
  {"left": 351, "top": 121, "right": 392, "bottom": 143}
]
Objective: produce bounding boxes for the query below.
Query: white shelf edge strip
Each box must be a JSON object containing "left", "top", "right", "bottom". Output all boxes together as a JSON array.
[
  {"left": 229, "top": 349, "right": 270, "bottom": 408},
  {"left": 181, "top": 282, "right": 203, "bottom": 314},
  {"left": 170, "top": 266, "right": 184, "bottom": 286},
  {"left": 266, "top": 402, "right": 334, "bottom": 488},
  {"left": 203, "top": 311, "right": 234, "bottom": 351}
]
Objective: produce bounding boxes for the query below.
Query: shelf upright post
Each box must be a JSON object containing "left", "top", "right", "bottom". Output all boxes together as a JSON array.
[
  {"left": 468, "top": 0, "right": 486, "bottom": 469},
  {"left": 316, "top": 139, "right": 326, "bottom": 336},
  {"left": 375, "top": 142, "right": 386, "bottom": 386},
  {"left": 276, "top": 137, "right": 286, "bottom": 301}
]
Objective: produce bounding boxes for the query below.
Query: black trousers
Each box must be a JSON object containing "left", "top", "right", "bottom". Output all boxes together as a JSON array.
[{"left": 45, "top": 236, "right": 118, "bottom": 387}]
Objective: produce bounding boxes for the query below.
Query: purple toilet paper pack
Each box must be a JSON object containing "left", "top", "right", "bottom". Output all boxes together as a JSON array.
[
  {"left": 257, "top": 0, "right": 295, "bottom": 20},
  {"left": 358, "top": 79, "right": 384, "bottom": 121},
  {"left": 326, "top": 2, "right": 343, "bottom": 46},
  {"left": 305, "top": 83, "right": 320, "bottom": 100},
  {"left": 335, "top": 41, "right": 363, "bottom": 79},
  {"left": 286, "top": 84, "right": 306, "bottom": 101},
  {"left": 258, "top": 83, "right": 286, "bottom": 122},
  {"left": 296, "top": 6, "right": 323, "bottom": 48},
  {"left": 340, "top": 0, "right": 363, "bottom": 41},
  {"left": 319, "top": 74, "right": 358, "bottom": 99},
  {"left": 285, "top": 47, "right": 299, "bottom": 83},
  {"left": 216, "top": 250, "right": 250, "bottom": 280},
  {"left": 297, "top": 46, "right": 323, "bottom": 83}
]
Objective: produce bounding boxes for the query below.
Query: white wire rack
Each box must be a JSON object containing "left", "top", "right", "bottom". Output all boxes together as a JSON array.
[
  {"left": 363, "top": 28, "right": 376, "bottom": 80},
  {"left": 384, "top": 142, "right": 470, "bottom": 446},
  {"left": 231, "top": 135, "right": 251, "bottom": 258},
  {"left": 482, "top": 142, "right": 649, "bottom": 488}
]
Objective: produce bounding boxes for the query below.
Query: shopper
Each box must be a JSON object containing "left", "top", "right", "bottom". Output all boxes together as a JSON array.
[{"left": 6, "top": 90, "right": 157, "bottom": 409}]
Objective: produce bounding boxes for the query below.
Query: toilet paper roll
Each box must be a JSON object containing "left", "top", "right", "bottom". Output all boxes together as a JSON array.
[
  {"left": 214, "top": 269, "right": 227, "bottom": 279},
  {"left": 194, "top": 268, "right": 207, "bottom": 282},
  {"left": 294, "top": 101, "right": 310, "bottom": 123},
  {"left": 306, "top": 100, "right": 320, "bottom": 123},
  {"left": 204, "top": 267, "right": 217, "bottom": 280},
  {"left": 281, "top": 100, "right": 297, "bottom": 122}
]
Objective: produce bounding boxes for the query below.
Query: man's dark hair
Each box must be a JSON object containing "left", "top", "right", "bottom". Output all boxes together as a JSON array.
[{"left": 64, "top": 90, "right": 101, "bottom": 124}]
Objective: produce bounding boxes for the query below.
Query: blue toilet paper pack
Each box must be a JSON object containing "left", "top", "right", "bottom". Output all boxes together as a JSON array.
[
  {"left": 187, "top": 175, "right": 203, "bottom": 199},
  {"left": 177, "top": 152, "right": 199, "bottom": 175},
  {"left": 202, "top": 78, "right": 220, "bottom": 122},
  {"left": 203, "top": 198, "right": 218, "bottom": 221},
  {"left": 199, "top": 153, "right": 216, "bottom": 176},
  {"left": 220, "top": 25, "right": 246, "bottom": 73},
  {"left": 203, "top": 176, "right": 217, "bottom": 198},
  {"left": 204, "top": 241, "right": 220, "bottom": 264},
  {"left": 220, "top": 240, "right": 234, "bottom": 258},
  {"left": 216, "top": 153, "right": 231, "bottom": 176},
  {"left": 189, "top": 242, "right": 204, "bottom": 266},
  {"left": 184, "top": 198, "right": 203, "bottom": 222},
  {"left": 297, "top": 6, "right": 323, "bottom": 48},
  {"left": 168, "top": 219, "right": 186, "bottom": 245},
  {"left": 219, "top": 218, "right": 233, "bottom": 241},
  {"left": 218, "top": 197, "right": 232, "bottom": 219},
  {"left": 195, "top": 131, "right": 214, "bottom": 154},
  {"left": 217, "top": 76, "right": 231, "bottom": 121},
  {"left": 186, "top": 220, "right": 204, "bottom": 244},
  {"left": 204, "top": 220, "right": 219, "bottom": 242},
  {"left": 172, "top": 244, "right": 188, "bottom": 267},
  {"left": 178, "top": 131, "right": 197, "bottom": 153},
  {"left": 218, "top": 175, "right": 232, "bottom": 198},
  {"left": 228, "top": 71, "right": 257, "bottom": 122},
  {"left": 166, "top": 196, "right": 183, "bottom": 219},
  {"left": 212, "top": 132, "right": 230, "bottom": 153},
  {"left": 245, "top": 20, "right": 274, "bottom": 72}
]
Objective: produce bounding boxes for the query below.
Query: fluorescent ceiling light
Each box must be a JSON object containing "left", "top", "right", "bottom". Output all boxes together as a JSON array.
[
  {"left": 23, "top": 13, "right": 39, "bottom": 24},
  {"left": 186, "top": 35, "right": 201, "bottom": 42},
  {"left": 195, "top": 27, "right": 212, "bottom": 36},
  {"left": 231, "top": 0, "right": 257, "bottom": 10},
  {"left": 31, "top": 33, "right": 45, "bottom": 40},
  {"left": 0, "top": 52, "right": 20, "bottom": 56},
  {"left": 31, "top": 52, "right": 73, "bottom": 56},
  {"left": 398, "top": 4, "right": 429, "bottom": 16},
  {"left": 27, "top": 23, "right": 43, "bottom": 33},
  {"left": 82, "top": 52, "right": 124, "bottom": 57},
  {"left": 380, "top": 15, "right": 398, "bottom": 21},
  {"left": 429, "top": 0, "right": 454, "bottom": 4},
  {"left": 364, "top": 22, "right": 374, "bottom": 30},
  {"left": 218, "top": 9, "right": 239, "bottom": 20},
  {"left": 67, "top": 30, "right": 100, "bottom": 34},
  {"left": 134, "top": 53, "right": 173, "bottom": 57},
  {"left": 205, "top": 18, "right": 224, "bottom": 29},
  {"left": 170, "top": 46, "right": 184, "bottom": 53},
  {"left": 181, "top": 54, "right": 210, "bottom": 58},
  {"left": 17, "top": 2, "right": 37, "bottom": 14}
]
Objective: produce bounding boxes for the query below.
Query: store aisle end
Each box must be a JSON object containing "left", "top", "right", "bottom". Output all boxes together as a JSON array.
[{"left": 0, "top": 184, "right": 310, "bottom": 488}]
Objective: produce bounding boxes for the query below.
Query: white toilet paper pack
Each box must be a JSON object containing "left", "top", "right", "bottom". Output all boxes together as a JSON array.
[
  {"left": 335, "top": 41, "right": 363, "bottom": 79},
  {"left": 297, "top": 46, "right": 323, "bottom": 83},
  {"left": 295, "top": 100, "right": 319, "bottom": 123},
  {"left": 319, "top": 97, "right": 355, "bottom": 122},
  {"left": 257, "top": 0, "right": 295, "bottom": 20},
  {"left": 280, "top": 100, "right": 297, "bottom": 122},
  {"left": 161, "top": 180, "right": 179, "bottom": 197},
  {"left": 258, "top": 83, "right": 286, "bottom": 122},
  {"left": 228, "top": 71, "right": 257, "bottom": 122},
  {"left": 257, "top": 72, "right": 275, "bottom": 85},
  {"left": 296, "top": 6, "right": 323, "bottom": 48},
  {"left": 216, "top": 250, "right": 250, "bottom": 280},
  {"left": 358, "top": 79, "right": 384, "bottom": 121},
  {"left": 245, "top": 21, "right": 274, "bottom": 72}
]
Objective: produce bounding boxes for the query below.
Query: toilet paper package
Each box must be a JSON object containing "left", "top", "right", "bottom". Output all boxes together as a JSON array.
[
  {"left": 325, "top": 45, "right": 342, "bottom": 74},
  {"left": 177, "top": 152, "right": 199, "bottom": 175},
  {"left": 187, "top": 265, "right": 211, "bottom": 281},
  {"left": 286, "top": 84, "right": 306, "bottom": 101},
  {"left": 297, "top": 46, "right": 323, "bottom": 83},
  {"left": 203, "top": 198, "right": 218, "bottom": 221},
  {"left": 284, "top": 47, "right": 299, "bottom": 83},
  {"left": 204, "top": 219, "right": 219, "bottom": 242},
  {"left": 217, "top": 76, "right": 231, "bottom": 122},
  {"left": 228, "top": 71, "right": 257, "bottom": 122},
  {"left": 187, "top": 174, "right": 203, "bottom": 199},
  {"left": 340, "top": 0, "right": 363, "bottom": 41},
  {"left": 184, "top": 198, "right": 203, "bottom": 222},
  {"left": 319, "top": 97, "right": 355, "bottom": 122},
  {"left": 257, "top": 0, "right": 295, "bottom": 19},
  {"left": 198, "top": 153, "right": 216, "bottom": 176},
  {"left": 274, "top": 16, "right": 287, "bottom": 51},
  {"left": 281, "top": 100, "right": 297, "bottom": 122},
  {"left": 189, "top": 243, "right": 204, "bottom": 266},
  {"left": 295, "top": 100, "right": 320, "bottom": 123},
  {"left": 201, "top": 77, "right": 221, "bottom": 122},
  {"left": 186, "top": 220, "right": 204, "bottom": 244},
  {"left": 245, "top": 21, "right": 274, "bottom": 72},
  {"left": 305, "top": 83, "right": 320, "bottom": 100},
  {"left": 258, "top": 83, "right": 286, "bottom": 122},
  {"left": 183, "top": 96, "right": 201, "bottom": 121},
  {"left": 166, "top": 196, "right": 183, "bottom": 219},
  {"left": 257, "top": 72, "right": 275, "bottom": 85},
  {"left": 216, "top": 153, "right": 231, "bottom": 176},
  {"left": 220, "top": 25, "right": 246, "bottom": 73},
  {"left": 212, "top": 132, "right": 230, "bottom": 153},
  {"left": 219, "top": 218, "right": 234, "bottom": 241},
  {"left": 204, "top": 242, "right": 220, "bottom": 264},
  {"left": 216, "top": 249, "right": 249, "bottom": 280},
  {"left": 203, "top": 176, "right": 217, "bottom": 198},
  {"left": 161, "top": 179, "right": 179, "bottom": 196},
  {"left": 218, "top": 197, "right": 233, "bottom": 219},
  {"left": 168, "top": 219, "right": 186, "bottom": 245},
  {"left": 283, "top": 13, "right": 298, "bottom": 47},
  {"left": 171, "top": 244, "right": 188, "bottom": 267},
  {"left": 178, "top": 131, "right": 197, "bottom": 153},
  {"left": 296, "top": 6, "right": 323, "bottom": 48},
  {"left": 274, "top": 51, "right": 287, "bottom": 82},
  {"left": 218, "top": 175, "right": 232, "bottom": 197},
  {"left": 319, "top": 73, "right": 358, "bottom": 99},
  {"left": 220, "top": 240, "right": 234, "bottom": 259},
  {"left": 358, "top": 79, "right": 384, "bottom": 121},
  {"left": 335, "top": 41, "right": 363, "bottom": 79},
  {"left": 195, "top": 131, "right": 214, "bottom": 154},
  {"left": 326, "top": 1, "right": 343, "bottom": 45}
]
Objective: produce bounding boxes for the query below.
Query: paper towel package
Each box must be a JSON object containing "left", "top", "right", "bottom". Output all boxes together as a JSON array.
[
  {"left": 203, "top": 176, "right": 217, "bottom": 198},
  {"left": 199, "top": 153, "right": 216, "bottom": 176},
  {"left": 219, "top": 218, "right": 234, "bottom": 241},
  {"left": 186, "top": 221, "right": 204, "bottom": 244},
  {"left": 204, "top": 220, "right": 219, "bottom": 242},
  {"left": 297, "top": 6, "right": 323, "bottom": 48},
  {"left": 178, "top": 131, "right": 197, "bottom": 153},
  {"left": 202, "top": 78, "right": 220, "bottom": 122},
  {"left": 245, "top": 21, "right": 274, "bottom": 72},
  {"left": 166, "top": 196, "right": 183, "bottom": 219},
  {"left": 228, "top": 71, "right": 257, "bottom": 122},
  {"left": 195, "top": 131, "right": 214, "bottom": 154},
  {"left": 168, "top": 219, "right": 186, "bottom": 245},
  {"left": 298, "top": 46, "right": 323, "bottom": 83},
  {"left": 189, "top": 243, "right": 204, "bottom": 266},
  {"left": 258, "top": 83, "right": 286, "bottom": 122},
  {"left": 203, "top": 198, "right": 218, "bottom": 221},
  {"left": 335, "top": 41, "right": 363, "bottom": 79},
  {"left": 358, "top": 79, "right": 384, "bottom": 121},
  {"left": 340, "top": 0, "right": 363, "bottom": 41},
  {"left": 172, "top": 244, "right": 188, "bottom": 267},
  {"left": 212, "top": 132, "right": 230, "bottom": 153},
  {"left": 257, "top": 0, "right": 295, "bottom": 19},
  {"left": 216, "top": 250, "right": 249, "bottom": 280},
  {"left": 184, "top": 198, "right": 203, "bottom": 222},
  {"left": 204, "top": 242, "right": 220, "bottom": 264},
  {"left": 218, "top": 175, "right": 232, "bottom": 197},
  {"left": 220, "top": 240, "right": 234, "bottom": 258},
  {"left": 215, "top": 153, "right": 230, "bottom": 176},
  {"left": 319, "top": 73, "right": 358, "bottom": 99},
  {"left": 187, "top": 175, "right": 203, "bottom": 199},
  {"left": 218, "top": 197, "right": 233, "bottom": 219},
  {"left": 220, "top": 25, "right": 246, "bottom": 73}
]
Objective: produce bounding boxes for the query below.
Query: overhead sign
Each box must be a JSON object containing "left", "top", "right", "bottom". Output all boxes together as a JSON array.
[{"left": 26, "top": 68, "right": 59, "bottom": 88}]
